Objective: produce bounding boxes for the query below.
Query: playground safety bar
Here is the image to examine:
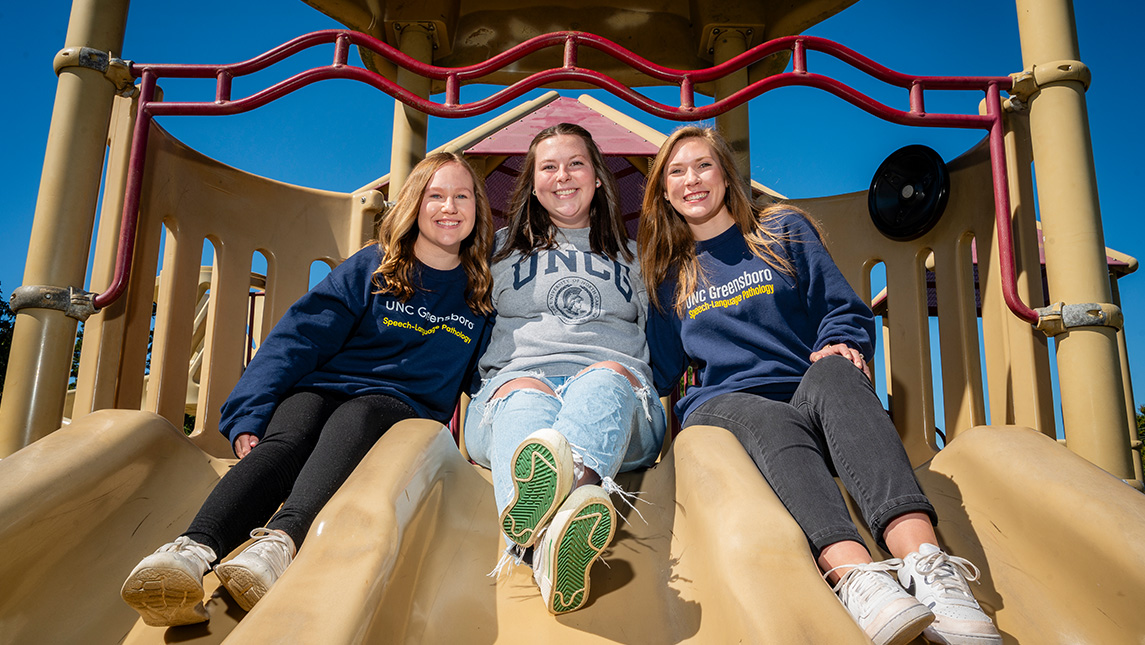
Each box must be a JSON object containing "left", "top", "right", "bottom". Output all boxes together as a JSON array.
[{"left": 94, "top": 29, "right": 1040, "bottom": 326}]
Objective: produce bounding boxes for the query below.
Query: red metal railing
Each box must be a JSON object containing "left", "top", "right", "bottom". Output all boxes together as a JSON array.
[{"left": 95, "top": 30, "right": 1037, "bottom": 324}]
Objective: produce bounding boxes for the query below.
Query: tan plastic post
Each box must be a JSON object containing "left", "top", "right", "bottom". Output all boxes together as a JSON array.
[
  {"left": 388, "top": 24, "right": 434, "bottom": 196},
  {"left": 1110, "top": 276, "right": 1144, "bottom": 487},
  {"left": 1014, "top": 0, "right": 1135, "bottom": 480},
  {"left": 713, "top": 29, "right": 751, "bottom": 186},
  {"left": 0, "top": 0, "right": 130, "bottom": 457}
]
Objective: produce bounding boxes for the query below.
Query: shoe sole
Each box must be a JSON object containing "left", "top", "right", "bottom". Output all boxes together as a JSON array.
[
  {"left": 547, "top": 497, "right": 616, "bottom": 614},
  {"left": 121, "top": 566, "right": 208, "bottom": 627},
  {"left": 501, "top": 437, "right": 570, "bottom": 547},
  {"left": 873, "top": 602, "right": 935, "bottom": 645},
  {"left": 215, "top": 561, "right": 269, "bottom": 612}
]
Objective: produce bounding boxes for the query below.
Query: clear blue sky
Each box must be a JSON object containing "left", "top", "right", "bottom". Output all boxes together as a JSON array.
[{"left": 2, "top": 1, "right": 1143, "bottom": 424}]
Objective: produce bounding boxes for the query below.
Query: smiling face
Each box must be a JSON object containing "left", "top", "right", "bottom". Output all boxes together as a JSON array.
[
  {"left": 412, "top": 161, "right": 476, "bottom": 269},
  {"left": 532, "top": 134, "right": 598, "bottom": 229},
  {"left": 664, "top": 137, "right": 734, "bottom": 240}
]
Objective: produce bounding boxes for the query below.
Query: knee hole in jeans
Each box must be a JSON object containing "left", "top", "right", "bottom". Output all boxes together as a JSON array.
[
  {"left": 576, "top": 360, "right": 640, "bottom": 389},
  {"left": 492, "top": 377, "right": 555, "bottom": 399}
]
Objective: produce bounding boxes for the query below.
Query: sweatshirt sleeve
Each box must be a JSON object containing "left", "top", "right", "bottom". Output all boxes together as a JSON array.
[
  {"left": 218, "top": 249, "right": 374, "bottom": 450},
  {"left": 789, "top": 216, "right": 876, "bottom": 359},
  {"left": 646, "top": 286, "right": 689, "bottom": 397},
  {"left": 465, "top": 310, "right": 495, "bottom": 396}
]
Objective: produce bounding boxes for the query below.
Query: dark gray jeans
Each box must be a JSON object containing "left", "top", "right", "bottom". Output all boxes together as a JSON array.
[{"left": 685, "top": 355, "right": 935, "bottom": 557}]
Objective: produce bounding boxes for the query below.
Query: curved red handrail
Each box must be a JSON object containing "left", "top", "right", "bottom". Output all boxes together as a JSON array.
[{"left": 95, "top": 29, "right": 1037, "bottom": 326}]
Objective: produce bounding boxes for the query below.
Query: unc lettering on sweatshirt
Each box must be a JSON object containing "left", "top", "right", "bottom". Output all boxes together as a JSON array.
[{"left": 511, "top": 248, "right": 635, "bottom": 312}]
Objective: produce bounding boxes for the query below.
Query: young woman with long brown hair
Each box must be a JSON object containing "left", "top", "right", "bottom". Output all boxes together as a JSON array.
[
  {"left": 640, "top": 126, "right": 1000, "bottom": 645},
  {"left": 465, "top": 122, "right": 666, "bottom": 615}
]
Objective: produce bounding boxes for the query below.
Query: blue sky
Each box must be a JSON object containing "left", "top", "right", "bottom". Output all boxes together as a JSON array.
[{"left": 3, "top": 1, "right": 1143, "bottom": 424}]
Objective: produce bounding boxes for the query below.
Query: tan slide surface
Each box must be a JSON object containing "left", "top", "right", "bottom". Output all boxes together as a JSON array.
[{"left": 2, "top": 412, "right": 1143, "bottom": 643}]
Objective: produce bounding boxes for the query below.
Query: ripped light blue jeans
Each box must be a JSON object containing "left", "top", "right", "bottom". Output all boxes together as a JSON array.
[{"left": 464, "top": 366, "right": 667, "bottom": 537}]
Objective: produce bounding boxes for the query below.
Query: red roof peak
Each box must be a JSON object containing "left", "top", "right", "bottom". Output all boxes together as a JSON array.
[{"left": 467, "top": 97, "right": 660, "bottom": 156}]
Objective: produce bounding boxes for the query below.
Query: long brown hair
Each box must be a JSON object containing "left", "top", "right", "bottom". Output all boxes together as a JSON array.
[
  {"left": 493, "top": 122, "right": 632, "bottom": 263},
  {"left": 637, "top": 126, "right": 819, "bottom": 316},
  {"left": 373, "top": 152, "right": 494, "bottom": 315}
]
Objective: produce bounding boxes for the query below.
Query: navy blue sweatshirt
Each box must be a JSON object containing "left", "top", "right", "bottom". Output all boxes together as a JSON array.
[
  {"left": 219, "top": 244, "right": 491, "bottom": 447},
  {"left": 647, "top": 212, "right": 875, "bottom": 424}
]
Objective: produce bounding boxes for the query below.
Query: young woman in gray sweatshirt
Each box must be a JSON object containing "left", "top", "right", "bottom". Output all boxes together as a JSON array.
[{"left": 464, "top": 123, "right": 666, "bottom": 615}]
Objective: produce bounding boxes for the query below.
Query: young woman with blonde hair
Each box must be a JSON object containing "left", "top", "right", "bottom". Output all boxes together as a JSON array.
[
  {"left": 640, "top": 126, "right": 1000, "bottom": 645},
  {"left": 122, "top": 152, "right": 494, "bottom": 627}
]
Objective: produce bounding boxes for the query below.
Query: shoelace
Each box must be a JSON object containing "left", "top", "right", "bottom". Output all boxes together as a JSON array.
[
  {"left": 565, "top": 439, "right": 650, "bottom": 526},
  {"left": 912, "top": 550, "right": 980, "bottom": 599},
  {"left": 826, "top": 559, "right": 905, "bottom": 609},
  {"left": 487, "top": 543, "right": 527, "bottom": 580},
  {"left": 600, "top": 476, "right": 648, "bottom": 525},
  {"left": 245, "top": 528, "right": 293, "bottom": 577},
  {"left": 161, "top": 535, "right": 216, "bottom": 568}
]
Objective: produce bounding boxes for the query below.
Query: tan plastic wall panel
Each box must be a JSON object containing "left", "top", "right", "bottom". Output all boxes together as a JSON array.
[
  {"left": 74, "top": 111, "right": 378, "bottom": 458},
  {"left": 917, "top": 425, "right": 1145, "bottom": 643},
  {"left": 795, "top": 120, "right": 1052, "bottom": 466},
  {"left": 133, "top": 422, "right": 865, "bottom": 644},
  {"left": 74, "top": 96, "right": 1057, "bottom": 467},
  {"left": 74, "top": 94, "right": 138, "bottom": 416},
  {"left": 0, "top": 410, "right": 225, "bottom": 644}
]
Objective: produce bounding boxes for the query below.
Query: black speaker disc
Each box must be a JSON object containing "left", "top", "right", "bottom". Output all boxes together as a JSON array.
[{"left": 868, "top": 144, "right": 950, "bottom": 241}]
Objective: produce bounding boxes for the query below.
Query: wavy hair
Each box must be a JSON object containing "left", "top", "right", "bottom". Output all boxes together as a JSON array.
[
  {"left": 493, "top": 122, "right": 632, "bottom": 263},
  {"left": 637, "top": 126, "right": 820, "bottom": 316},
  {"left": 373, "top": 152, "right": 494, "bottom": 315}
]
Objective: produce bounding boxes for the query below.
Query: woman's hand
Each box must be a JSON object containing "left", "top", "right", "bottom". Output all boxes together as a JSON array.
[
  {"left": 810, "top": 343, "right": 871, "bottom": 378},
  {"left": 234, "top": 433, "right": 259, "bottom": 459}
]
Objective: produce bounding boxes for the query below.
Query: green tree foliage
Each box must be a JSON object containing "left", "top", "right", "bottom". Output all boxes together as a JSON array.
[
  {"left": 0, "top": 283, "right": 13, "bottom": 400},
  {"left": 1137, "top": 404, "right": 1145, "bottom": 473},
  {"left": 70, "top": 322, "right": 83, "bottom": 386}
]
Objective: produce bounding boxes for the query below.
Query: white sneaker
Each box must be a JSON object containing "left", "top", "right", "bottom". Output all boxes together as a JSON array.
[
  {"left": 899, "top": 544, "right": 1002, "bottom": 645},
  {"left": 121, "top": 536, "right": 217, "bottom": 626},
  {"left": 532, "top": 485, "right": 616, "bottom": 614},
  {"left": 501, "top": 428, "right": 574, "bottom": 548},
  {"left": 215, "top": 528, "right": 295, "bottom": 612},
  {"left": 829, "top": 560, "right": 934, "bottom": 645}
]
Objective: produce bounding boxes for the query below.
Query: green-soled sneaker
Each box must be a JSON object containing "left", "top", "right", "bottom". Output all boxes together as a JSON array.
[
  {"left": 533, "top": 484, "right": 616, "bottom": 614},
  {"left": 501, "top": 429, "right": 574, "bottom": 547}
]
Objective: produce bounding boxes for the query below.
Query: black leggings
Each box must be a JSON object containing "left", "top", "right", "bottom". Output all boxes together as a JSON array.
[{"left": 183, "top": 390, "right": 415, "bottom": 561}]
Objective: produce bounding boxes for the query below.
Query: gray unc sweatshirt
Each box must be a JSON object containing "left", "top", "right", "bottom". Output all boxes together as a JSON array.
[{"left": 478, "top": 226, "right": 652, "bottom": 387}]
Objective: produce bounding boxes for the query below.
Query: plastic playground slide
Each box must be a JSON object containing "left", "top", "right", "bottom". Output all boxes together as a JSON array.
[{"left": 1, "top": 410, "right": 1144, "bottom": 643}]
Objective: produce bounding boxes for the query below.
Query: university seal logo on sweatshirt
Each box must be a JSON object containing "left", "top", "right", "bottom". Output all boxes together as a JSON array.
[{"left": 547, "top": 276, "right": 602, "bottom": 323}]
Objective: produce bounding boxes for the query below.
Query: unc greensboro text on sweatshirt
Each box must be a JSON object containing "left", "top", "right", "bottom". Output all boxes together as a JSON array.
[
  {"left": 478, "top": 226, "right": 652, "bottom": 386},
  {"left": 647, "top": 211, "right": 875, "bottom": 424},
  {"left": 219, "top": 244, "right": 491, "bottom": 447}
]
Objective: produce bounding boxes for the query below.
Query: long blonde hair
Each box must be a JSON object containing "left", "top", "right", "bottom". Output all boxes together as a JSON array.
[
  {"left": 373, "top": 152, "right": 494, "bottom": 314},
  {"left": 494, "top": 123, "right": 632, "bottom": 263},
  {"left": 637, "top": 126, "right": 819, "bottom": 316}
]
